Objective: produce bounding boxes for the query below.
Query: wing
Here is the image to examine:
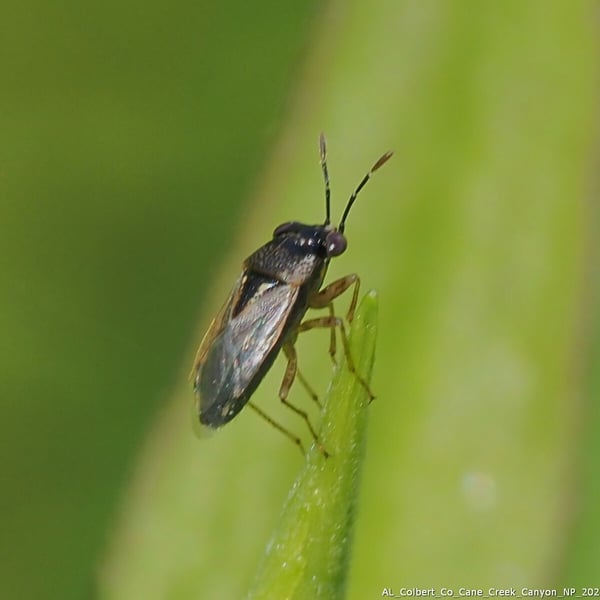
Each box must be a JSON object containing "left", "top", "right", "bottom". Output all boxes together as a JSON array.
[
  {"left": 194, "top": 278, "right": 299, "bottom": 428},
  {"left": 189, "top": 275, "right": 242, "bottom": 381}
]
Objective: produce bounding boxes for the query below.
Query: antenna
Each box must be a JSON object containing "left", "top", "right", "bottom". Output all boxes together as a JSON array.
[
  {"left": 320, "top": 133, "right": 331, "bottom": 225},
  {"left": 338, "top": 150, "right": 393, "bottom": 233}
]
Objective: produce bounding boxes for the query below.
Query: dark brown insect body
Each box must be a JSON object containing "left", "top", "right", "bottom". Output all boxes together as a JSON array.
[{"left": 191, "top": 135, "right": 392, "bottom": 452}]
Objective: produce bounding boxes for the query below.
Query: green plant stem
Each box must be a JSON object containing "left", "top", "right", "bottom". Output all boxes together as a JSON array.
[{"left": 247, "top": 290, "right": 378, "bottom": 600}]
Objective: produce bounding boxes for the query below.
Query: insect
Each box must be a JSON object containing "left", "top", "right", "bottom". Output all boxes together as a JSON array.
[{"left": 191, "top": 134, "right": 392, "bottom": 455}]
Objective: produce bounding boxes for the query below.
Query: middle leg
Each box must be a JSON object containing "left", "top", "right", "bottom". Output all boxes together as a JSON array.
[
  {"left": 279, "top": 341, "right": 329, "bottom": 457},
  {"left": 296, "top": 315, "right": 375, "bottom": 402}
]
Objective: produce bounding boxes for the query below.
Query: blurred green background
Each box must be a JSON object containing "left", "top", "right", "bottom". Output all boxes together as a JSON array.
[{"left": 1, "top": 1, "right": 599, "bottom": 598}]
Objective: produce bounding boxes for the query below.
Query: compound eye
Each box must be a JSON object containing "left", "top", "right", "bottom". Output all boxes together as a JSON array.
[
  {"left": 273, "top": 222, "right": 297, "bottom": 237},
  {"left": 325, "top": 230, "right": 347, "bottom": 257}
]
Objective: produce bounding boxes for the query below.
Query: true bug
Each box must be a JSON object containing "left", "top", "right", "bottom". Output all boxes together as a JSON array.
[{"left": 191, "top": 134, "right": 392, "bottom": 455}]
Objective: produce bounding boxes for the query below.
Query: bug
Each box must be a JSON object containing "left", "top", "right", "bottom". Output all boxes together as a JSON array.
[{"left": 191, "top": 134, "right": 392, "bottom": 455}]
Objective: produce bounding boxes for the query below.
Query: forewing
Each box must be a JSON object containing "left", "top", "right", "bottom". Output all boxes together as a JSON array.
[
  {"left": 189, "top": 275, "right": 242, "bottom": 380},
  {"left": 196, "top": 282, "right": 298, "bottom": 427}
]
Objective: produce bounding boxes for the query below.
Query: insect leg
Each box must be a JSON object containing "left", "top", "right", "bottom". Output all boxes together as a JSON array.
[
  {"left": 297, "top": 315, "right": 375, "bottom": 402},
  {"left": 279, "top": 343, "right": 329, "bottom": 457},
  {"left": 248, "top": 401, "right": 306, "bottom": 456},
  {"left": 327, "top": 304, "right": 337, "bottom": 363},
  {"left": 308, "top": 274, "right": 360, "bottom": 363},
  {"left": 283, "top": 343, "right": 322, "bottom": 409},
  {"left": 309, "top": 273, "right": 360, "bottom": 322}
]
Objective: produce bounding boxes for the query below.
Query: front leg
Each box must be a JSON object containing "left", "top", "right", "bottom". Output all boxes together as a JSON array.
[
  {"left": 308, "top": 273, "right": 360, "bottom": 322},
  {"left": 308, "top": 274, "right": 360, "bottom": 362},
  {"left": 296, "top": 314, "right": 375, "bottom": 402}
]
